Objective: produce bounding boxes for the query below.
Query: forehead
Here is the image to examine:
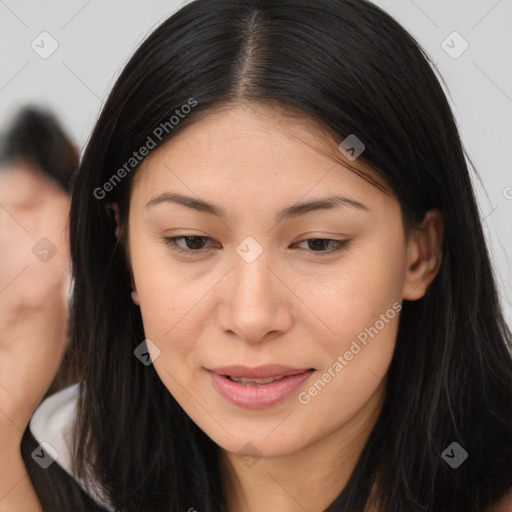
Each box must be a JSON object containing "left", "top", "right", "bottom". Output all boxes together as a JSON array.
[{"left": 130, "top": 104, "right": 390, "bottom": 211}]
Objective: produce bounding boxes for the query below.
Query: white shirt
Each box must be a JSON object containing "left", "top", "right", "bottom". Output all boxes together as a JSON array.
[{"left": 29, "top": 383, "right": 116, "bottom": 511}]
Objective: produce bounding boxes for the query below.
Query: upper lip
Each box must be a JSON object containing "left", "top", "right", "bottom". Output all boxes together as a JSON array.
[{"left": 208, "top": 365, "right": 314, "bottom": 379}]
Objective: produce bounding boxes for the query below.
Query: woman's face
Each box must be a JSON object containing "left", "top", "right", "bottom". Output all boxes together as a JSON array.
[{"left": 126, "top": 103, "right": 412, "bottom": 459}]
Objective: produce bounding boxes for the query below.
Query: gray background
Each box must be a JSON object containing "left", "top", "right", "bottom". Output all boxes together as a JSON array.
[{"left": 1, "top": 0, "right": 511, "bottom": 327}]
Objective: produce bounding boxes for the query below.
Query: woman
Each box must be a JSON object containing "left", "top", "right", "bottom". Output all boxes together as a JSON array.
[{"left": 5, "top": 0, "right": 512, "bottom": 510}]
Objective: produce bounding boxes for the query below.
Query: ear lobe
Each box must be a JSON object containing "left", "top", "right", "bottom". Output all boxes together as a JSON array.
[
  {"left": 402, "top": 209, "right": 444, "bottom": 301},
  {"left": 129, "top": 271, "right": 140, "bottom": 305}
]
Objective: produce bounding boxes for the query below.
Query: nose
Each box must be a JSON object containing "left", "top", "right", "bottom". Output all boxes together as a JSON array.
[{"left": 218, "top": 248, "right": 293, "bottom": 343}]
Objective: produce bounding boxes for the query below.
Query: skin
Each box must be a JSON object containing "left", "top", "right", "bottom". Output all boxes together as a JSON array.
[{"left": 123, "top": 103, "right": 444, "bottom": 512}]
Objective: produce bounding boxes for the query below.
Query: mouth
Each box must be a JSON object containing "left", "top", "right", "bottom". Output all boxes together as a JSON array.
[
  {"left": 209, "top": 364, "right": 315, "bottom": 379},
  {"left": 223, "top": 375, "right": 289, "bottom": 386},
  {"left": 206, "top": 365, "right": 315, "bottom": 409}
]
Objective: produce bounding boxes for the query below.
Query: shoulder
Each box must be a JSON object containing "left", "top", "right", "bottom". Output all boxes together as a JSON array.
[
  {"left": 30, "top": 383, "right": 79, "bottom": 476},
  {"left": 29, "top": 383, "right": 115, "bottom": 512}
]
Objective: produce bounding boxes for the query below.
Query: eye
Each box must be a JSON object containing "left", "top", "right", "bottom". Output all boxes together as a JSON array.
[
  {"left": 293, "top": 238, "right": 350, "bottom": 255},
  {"left": 162, "top": 236, "right": 350, "bottom": 256},
  {"left": 162, "top": 236, "right": 214, "bottom": 255}
]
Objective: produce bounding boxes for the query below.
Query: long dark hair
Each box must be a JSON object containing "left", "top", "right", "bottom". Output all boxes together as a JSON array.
[{"left": 63, "top": 0, "right": 512, "bottom": 510}]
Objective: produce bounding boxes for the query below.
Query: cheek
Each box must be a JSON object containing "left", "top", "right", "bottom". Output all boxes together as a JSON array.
[
  {"left": 128, "top": 235, "right": 198, "bottom": 354},
  {"left": 294, "top": 249, "right": 403, "bottom": 432},
  {"left": 299, "top": 232, "right": 406, "bottom": 352}
]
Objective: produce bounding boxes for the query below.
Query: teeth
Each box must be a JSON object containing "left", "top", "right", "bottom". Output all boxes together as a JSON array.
[{"left": 228, "top": 375, "right": 287, "bottom": 385}]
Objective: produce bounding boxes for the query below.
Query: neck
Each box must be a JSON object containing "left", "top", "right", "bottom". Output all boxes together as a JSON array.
[{"left": 218, "top": 381, "right": 386, "bottom": 512}]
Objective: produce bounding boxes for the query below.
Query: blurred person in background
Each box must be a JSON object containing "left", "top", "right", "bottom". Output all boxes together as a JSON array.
[{"left": 0, "top": 106, "right": 78, "bottom": 471}]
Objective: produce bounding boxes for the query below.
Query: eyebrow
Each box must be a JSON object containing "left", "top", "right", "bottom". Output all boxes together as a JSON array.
[{"left": 145, "top": 191, "right": 369, "bottom": 222}]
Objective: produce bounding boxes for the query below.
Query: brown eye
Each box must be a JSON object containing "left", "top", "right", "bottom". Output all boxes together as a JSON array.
[
  {"left": 162, "top": 236, "right": 213, "bottom": 254},
  {"left": 294, "top": 239, "right": 350, "bottom": 255}
]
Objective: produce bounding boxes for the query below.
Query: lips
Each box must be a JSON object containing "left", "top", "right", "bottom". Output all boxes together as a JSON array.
[{"left": 207, "top": 365, "right": 315, "bottom": 409}]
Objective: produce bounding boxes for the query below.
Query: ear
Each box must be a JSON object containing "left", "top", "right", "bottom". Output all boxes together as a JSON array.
[
  {"left": 105, "top": 201, "right": 140, "bottom": 306},
  {"left": 129, "top": 272, "right": 140, "bottom": 305},
  {"left": 402, "top": 209, "right": 444, "bottom": 301},
  {"left": 105, "top": 202, "right": 121, "bottom": 238}
]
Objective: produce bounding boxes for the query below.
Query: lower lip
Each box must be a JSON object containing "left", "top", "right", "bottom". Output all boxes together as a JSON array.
[{"left": 208, "top": 370, "right": 314, "bottom": 409}]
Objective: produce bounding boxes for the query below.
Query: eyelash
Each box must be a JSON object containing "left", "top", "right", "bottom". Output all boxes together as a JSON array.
[{"left": 162, "top": 236, "right": 350, "bottom": 257}]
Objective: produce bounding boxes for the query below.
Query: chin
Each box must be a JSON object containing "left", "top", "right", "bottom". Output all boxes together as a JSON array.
[{"left": 216, "top": 432, "right": 303, "bottom": 461}]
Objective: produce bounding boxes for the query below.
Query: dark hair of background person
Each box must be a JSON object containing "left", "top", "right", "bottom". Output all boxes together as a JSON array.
[
  {"left": 0, "top": 105, "right": 78, "bottom": 194},
  {"left": 21, "top": 0, "right": 512, "bottom": 511}
]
